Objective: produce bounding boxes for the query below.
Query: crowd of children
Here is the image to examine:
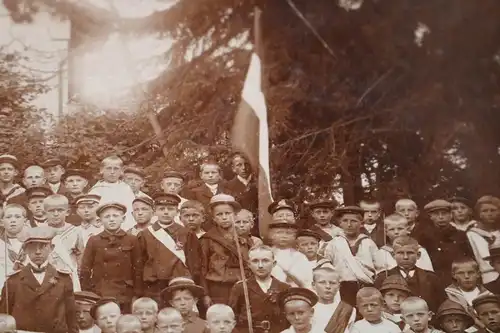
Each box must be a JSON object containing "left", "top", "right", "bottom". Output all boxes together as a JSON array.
[{"left": 1, "top": 152, "right": 500, "bottom": 333}]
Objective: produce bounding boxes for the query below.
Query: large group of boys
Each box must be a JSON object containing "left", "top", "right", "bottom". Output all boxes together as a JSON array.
[{"left": 0, "top": 152, "right": 500, "bottom": 333}]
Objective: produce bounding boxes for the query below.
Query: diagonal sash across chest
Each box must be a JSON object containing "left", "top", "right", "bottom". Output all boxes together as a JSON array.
[{"left": 147, "top": 225, "right": 186, "bottom": 265}]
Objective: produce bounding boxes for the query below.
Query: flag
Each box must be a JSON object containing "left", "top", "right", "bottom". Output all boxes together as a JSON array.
[{"left": 232, "top": 52, "right": 273, "bottom": 238}]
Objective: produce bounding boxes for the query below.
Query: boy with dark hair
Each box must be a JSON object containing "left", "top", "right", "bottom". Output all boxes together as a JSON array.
[
  {"left": 450, "top": 196, "right": 476, "bottom": 231},
  {"left": 359, "top": 199, "right": 386, "bottom": 247}
]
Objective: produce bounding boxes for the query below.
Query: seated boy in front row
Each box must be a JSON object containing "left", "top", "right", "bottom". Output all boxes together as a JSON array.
[
  {"left": 131, "top": 297, "right": 158, "bottom": 333},
  {"left": 380, "top": 274, "right": 412, "bottom": 330},
  {"left": 401, "top": 297, "right": 444, "bottom": 333},
  {"left": 435, "top": 299, "right": 475, "bottom": 333}
]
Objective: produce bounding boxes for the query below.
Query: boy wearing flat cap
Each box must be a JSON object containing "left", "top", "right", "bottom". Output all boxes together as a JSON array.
[
  {"left": 436, "top": 299, "right": 476, "bottom": 333},
  {"left": 137, "top": 192, "right": 202, "bottom": 307},
  {"left": 160, "top": 170, "right": 190, "bottom": 223},
  {"left": 75, "top": 291, "right": 101, "bottom": 333},
  {"left": 42, "top": 158, "right": 66, "bottom": 194},
  {"left": 128, "top": 196, "right": 154, "bottom": 236},
  {"left": 25, "top": 186, "right": 53, "bottom": 227},
  {"left": 0, "top": 226, "right": 78, "bottom": 333},
  {"left": 123, "top": 165, "right": 151, "bottom": 200},
  {"left": 278, "top": 287, "right": 324, "bottom": 333},
  {"left": 296, "top": 229, "right": 323, "bottom": 269},
  {"left": 307, "top": 199, "right": 342, "bottom": 250},
  {"left": 80, "top": 202, "right": 143, "bottom": 313},
  {"left": 472, "top": 294, "right": 500, "bottom": 333},
  {"left": 75, "top": 194, "right": 103, "bottom": 246},
  {"left": 268, "top": 199, "right": 297, "bottom": 224},
  {"left": 450, "top": 196, "right": 477, "bottom": 232},
  {"left": 0, "top": 155, "right": 25, "bottom": 202}
]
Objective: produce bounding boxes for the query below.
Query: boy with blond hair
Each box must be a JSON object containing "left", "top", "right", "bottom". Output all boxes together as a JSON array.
[
  {"left": 401, "top": 297, "right": 444, "bottom": 333},
  {"left": 206, "top": 305, "right": 237, "bottom": 333},
  {"left": 234, "top": 209, "right": 263, "bottom": 246},
  {"left": 156, "top": 308, "right": 184, "bottom": 333},
  {"left": 350, "top": 287, "right": 400, "bottom": 333},
  {"left": 131, "top": 298, "right": 158, "bottom": 333},
  {"left": 116, "top": 315, "right": 142, "bottom": 333},
  {"left": 179, "top": 200, "right": 206, "bottom": 238}
]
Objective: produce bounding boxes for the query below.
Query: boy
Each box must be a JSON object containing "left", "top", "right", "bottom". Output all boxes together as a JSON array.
[
  {"left": 436, "top": 300, "right": 475, "bottom": 333},
  {"left": 123, "top": 165, "right": 150, "bottom": 199},
  {"left": 350, "top": 287, "right": 400, "bottom": 333},
  {"left": 376, "top": 213, "right": 434, "bottom": 273},
  {"left": 131, "top": 297, "right": 158, "bottom": 333},
  {"left": 374, "top": 236, "right": 446, "bottom": 313},
  {"left": 296, "top": 229, "right": 322, "bottom": 269},
  {"left": 63, "top": 169, "right": 90, "bottom": 203},
  {"left": 155, "top": 308, "right": 184, "bottom": 333},
  {"left": 467, "top": 196, "right": 500, "bottom": 284},
  {"left": 401, "top": 297, "right": 444, "bottom": 333},
  {"left": 162, "top": 277, "right": 206, "bottom": 333},
  {"left": 395, "top": 198, "right": 423, "bottom": 241},
  {"left": 235, "top": 209, "right": 263, "bottom": 246},
  {"left": 90, "top": 298, "right": 122, "bottom": 333},
  {"left": 0, "top": 155, "right": 24, "bottom": 202},
  {"left": 189, "top": 160, "right": 227, "bottom": 208},
  {"left": 137, "top": 192, "right": 202, "bottom": 306},
  {"left": 311, "top": 263, "right": 356, "bottom": 333},
  {"left": 160, "top": 170, "right": 189, "bottom": 224},
  {"left": 75, "top": 291, "right": 101, "bottom": 333},
  {"left": 22, "top": 165, "right": 46, "bottom": 189},
  {"left": 42, "top": 158, "right": 66, "bottom": 194},
  {"left": 308, "top": 199, "right": 342, "bottom": 253},
  {"left": 206, "top": 304, "right": 237, "bottom": 333},
  {"left": 484, "top": 246, "right": 500, "bottom": 294},
  {"left": 277, "top": 288, "right": 323, "bottom": 333},
  {"left": 0, "top": 226, "right": 78, "bottom": 333},
  {"left": 129, "top": 196, "right": 154, "bottom": 236},
  {"left": 89, "top": 156, "right": 136, "bottom": 231},
  {"left": 179, "top": 200, "right": 206, "bottom": 238},
  {"left": 450, "top": 197, "right": 476, "bottom": 231},
  {"left": 75, "top": 194, "right": 103, "bottom": 246},
  {"left": 268, "top": 199, "right": 297, "bottom": 224},
  {"left": 472, "top": 294, "right": 500, "bottom": 333},
  {"left": 200, "top": 194, "right": 250, "bottom": 304},
  {"left": 360, "top": 199, "right": 386, "bottom": 247},
  {"left": 116, "top": 315, "right": 142, "bottom": 333},
  {"left": 226, "top": 152, "right": 257, "bottom": 224},
  {"left": 80, "top": 202, "right": 143, "bottom": 313},
  {"left": 380, "top": 274, "right": 412, "bottom": 330},
  {"left": 229, "top": 245, "right": 290, "bottom": 333},
  {"left": 26, "top": 186, "right": 53, "bottom": 227}
]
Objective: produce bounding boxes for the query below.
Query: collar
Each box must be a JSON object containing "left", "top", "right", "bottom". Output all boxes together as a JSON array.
[
  {"left": 237, "top": 175, "right": 252, "bottom": 186},
  {"left": 81, "top": 220, "right": 102, "bottom": 229},
  {"left": 205, "top": 183, "right": 218, "bottom": 191},
  {"left": 27, "top": 258, "right": 49, "bottom": 272},
  {"left": 363, "top": 223, "right": 377, "bottom": 233},
  {"left": 101, "top": 229, "right": 126, "bottom": 239},
  {"left": 399, "top": 268, "right": 416, "bottom": 278}
]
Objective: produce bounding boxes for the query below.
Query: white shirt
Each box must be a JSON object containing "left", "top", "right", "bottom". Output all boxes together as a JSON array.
[
  {"left": 451, "top": 220, "right": 476, "bottom": 231},
  {"left": 28, "top": 259, "right": 49, "bottom": 285},
  {"left": 349, "top": 318, "right": 401, "bottom": 333},
  {"left": 256, "top": 277, "right": 273, "bottom": 293},
  {"left": 237, "top": 175, "right": 252, "bottom": 187},
  {"left": 363, "top": 223, "right": 377, "bottom": 233},
  {"left": 9, "top": 238, "right": 22, "bottom": 254},
  {"left": 195, "top": 230, "right": 206, "bottom": 239},
  {"left": 399, "top": 269, "right": 415, "bottom": 278},
  {"left": 272, "top": 248, "right": 314, "bottom": 289},
  {"left": 313, "top": 293, "right": 356, "bottom": 332},
  {"left": 460, "top": 287, "right": 481, "bottom": 305},
  {"left": 281, "top": 323, "right": 326, "bottom": 333},
  {"left": 48, "top": 182, "right": 61, "bottom": 193}
]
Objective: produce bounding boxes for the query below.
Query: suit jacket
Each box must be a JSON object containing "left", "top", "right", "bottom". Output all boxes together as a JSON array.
[
  {"left": 188, "top": 182, "right": 228, "bottom": 208},
  {"left": 485, "top": 277, "right": 500, "bottom": 295},
  {"left": 225, "top": 177, "right": 257, "bottom": 214},
  {"left": 361, "top": 222, "right": 386, "bottom": 248},
  {"left": 374, "top": 267, "right": 446, "bottom": 312},
  {"left": 0, "top": 264, "right": 78, "bottom": 333}
]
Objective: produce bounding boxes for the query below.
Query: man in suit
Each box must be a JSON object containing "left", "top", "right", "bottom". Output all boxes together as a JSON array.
[
  {"left": 225, "top": 152, "right": 257, "bottom": 219},
  {"left": 42, "top": 158, "right": 66, "bottom": 194}
]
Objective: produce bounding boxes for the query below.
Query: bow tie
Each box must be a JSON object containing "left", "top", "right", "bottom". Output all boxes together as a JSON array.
[{"left": 30, "top": 264, "right": 46, "bottom": 273}]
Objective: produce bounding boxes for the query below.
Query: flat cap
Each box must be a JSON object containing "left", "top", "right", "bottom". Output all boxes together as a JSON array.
[
  {"left": 472, "top": 294, "right": 500, "bottom": 309},
  {"left": 41, "top": 158, "right": 64, "bottom": 168},
  {"left": 123, "top": 165, "right": 146, "bottom": 178},
  {"left": 133, "top": 196, "right": 154, "bottom": 208},
  {"left": 209, "top": 194, "right": 241, "bottom": 210},
  {"left": 96, "top": 202, "right": 127, "bottom": 216},
  {"left": 62, "top": 169, "right": 89, "bottom": 181},
  {"left": 26, "top": 186, "right": 53, "bottom": 199},
  {"left": 75, "top": 194, "right": 101, "bottom": 206},
  {"left": 161, "top": 277, "right": 205, "bottom": 300},
  {"left": 296, "top": 229, "right": 322, "bottom": 241},
  {"left": 424, "top": 199, "right": 452, "bottom": 212},
  {"left": 162, "top": 170, "right": 185, "bottom": 181},
  {"left": 309, "top": 199, "right": 338, "bottom": 210},
  {"left": 476, "top": 196, "right": 500, "bottom": 210},
  {"left": 278, "top": 287, "right": 318, "bottom": 309},
  {"left": 436, "top": 299, "right": 474, "bottom": 329},
  {"left": 380, "top": 275, "right": 412, "bottom": 294},
  {"left": 74, "top": 291, "right": 101, "bottom": 305},
  {"left": 153, "top": 192, "right": 182, "bottom": 207},
  {"left": 0, "top": 154, "right": 19, "bottom": 168},
  {"left": 23, "top": 226, "right": 55, "bottom": 246},
  {"left": 90, "top": 297, "right": 120, "bottom": 320},
  {"left": 268, "top": 222, "right": 299, "bottom": 230},
  {"left": 335, "top": 206, "right": 364, "bottom": 217},
  {"left": 485, "top": 246, "right": 500, "bottom": 261},
  {"left": 448, "top": 196, "right": 473, "bottom": 208},
  {"left": 268, "top": 199, "right": 297, "bottom": 215}
]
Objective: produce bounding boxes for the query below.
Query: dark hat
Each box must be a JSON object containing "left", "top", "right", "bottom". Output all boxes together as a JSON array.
[
  {"left": 0, "top": 154, "right": 19, "bottom": 169},
  {"left": 380, "top": 275, "right": 412, "bottom": 294},
  {"left": 153, "top": 192, "right": 182, "bottom": 207},
  {"left": 334, "top": 206, "right": 364, "bottom": 218},
  {"left": 123, "top": 165, "right": 146, "bottom": 178},
  {"left": 448, "top": 196, "right": 473, "bottom": 208},
  {"left": 133, "top": 196, "right": 154, "bottom": 208},
  {"left": 41, "top": 158, "right": 64, "bottom": 168},
  {"left": 161, "top": 277, "right": 205, "bottom": 300},
  {"left": 90, "top": 297, "right": 120, "bottom": 320},
  {"left": 209, "top": 194, "right": 241, "bottom": 211},
  {"left": 268, "top": 222, "right": 299, "bottom": 230},
  {"left": 22, "top": 226, "right": 55, "bottom": 246},
  {"left": 268, "top": 199, "right": 297, "bottom": 215},
  {"left": 436, "top": 299, "right": 474, "bottom": 329},
  {"left": 472, "top": 294, "right": 500, "bottom": 309},
  {"left": 278, "top": 287, "right": 318, "bottom": 310},
  {"left": 485, "top": 246, "right": 500, "bottom": 261},
  {"left": 309, "top": 199, "right": 338, "bottom": 210},
  {"left": 96, "top": 202, "right": 127, "bottom": 216},
  {"left": 296, "top": 229, "right": 322, "bottom": 241},
  {"left": 75, "top": 194, "right": 101, "bottom": 206},
  {"left": 424, "top": 199, "right": 452, "bottom": 213},
  {"left": 62, "top": 169, "right": 89, "bottom": 182},
  {"left": 74, "top": 291, "right": 101, "bottom": 305},
  {"left": 162, "top": 170, "right": 185, "bottom": 181},
  {"left": 26, "top": 186, "right": 53, "bottom": 200}
]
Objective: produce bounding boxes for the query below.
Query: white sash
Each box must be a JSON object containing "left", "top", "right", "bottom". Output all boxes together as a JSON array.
[
  {"left": 332, "top": 236, "right": 374, "bottom": 284},
  {"left": 51, "top": 230, "right": 81, "bottom": 291},
  {"left": 147, "top": 225, "right": 186, "bottom": 265}
]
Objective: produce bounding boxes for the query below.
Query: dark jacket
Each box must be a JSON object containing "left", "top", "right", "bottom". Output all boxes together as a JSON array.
[
  {"left": 225, "top": 176, "right": 257, "bottom": 214},
  {"left": 361, "top": 221, "right": 386, "bottom": 248}
]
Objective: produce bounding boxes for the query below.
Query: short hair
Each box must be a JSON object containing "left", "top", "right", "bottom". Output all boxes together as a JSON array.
[
  {"left": 359, "top": 199, "right": 381, "bottom": 208},
  {"left": 132, "top": 297, "right": 158, "bottom": 313},
  {"left": 235, "top": 209, "right": 254, "bottom": 222},
  {"left": 475, "top": 196, "right": 500, "bottom": 213},
  {"left": 116, "top": 315, "right": 141, "bottom": 332},
  {"left": 157, "top": 307, "right": 182, "bottom": 321},
  {"left": 200, "top": 161, "right": 220, "bottom": 173},
  {"left": 400, "top": 297, "right": 429, "bottom": 313},
  {"left": 356, "top": 287, "right": 383, "bottom": 305},
  {"left": 101, "top": 156, "right": 123, "bottom": 168},
  {"left": 3, "top": 203, "right": 27, "bottom": 217},
  {"left": 384, "top": 213, "right": 408, "bottom": 226},
  {"left": 393, "top": 236, "right": 419, "bottom": 251},
  {"left": 451, "top": 257, "right": 480, "bottom": 274},
  {"left": 206, "top": 304, "right": 235, "bottom": 321},
  {"left": 248, "top": 244, "right": 275, "bottom": 259},
  {"left": 44, "top": 194, "right": 69, "bottom": 208},
  {"left": 395, "top": 199, "right": 418, "bottom": 211},
  {"left": 230, "top": 151, "right": 248, "bottom": 163},
  {"left": 313, "top": 266, "right": 340, "bottom": 282},
  {"left": 180, "top": 200, "right": 205, "bottom": 215},
  {"left": 24, "top": 165, "right": 44, "bottom": 177}
]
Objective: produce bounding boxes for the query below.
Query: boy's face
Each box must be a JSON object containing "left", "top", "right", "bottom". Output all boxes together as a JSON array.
[
  {"left": 396, "top": 203, "right": 418, "bottom": 225},
  {"left": 206, "top": 313, "right": 236, "bottom": 333},
  {"left": 212, "top": 204, "right": 235, "bottom": 230},
  {"left": 28, "top": 197, "right": 46, "bottom": 218},
  {"left": 161, "top": 177, "right": 183, "bottom": 195},
  {"left": 402, "top": 303, "right": 432, "bottom": 333},
  {"left": 312, "top": 271, "right": 340, "bottom": 302},
  {"left": 232, "top": 156, "right": 250, "bottom": 179},
  {"left": 386, "top": 221, "right": 409, "bottom": 241},
  {"left": 100, "top": 207, "right": 125, "bottom": 232},
  {"left": 170, "top": 289, "right": 197, "bottom": 317},
  {"left": 394, "top": 245, "right": 420, "bottom": 270},
  {"left": 23, "top": 168, "right": 45, "bottom": 188},
  {"left": 180, "top": 208, "right": 204, "bottom": 231},
  {"left": 132, "top": 304, "right": 157, "bottom": 331},
  {"left": 248, "top": 249, "right": 275, "bottom": 279},
  {"left": 101, "top": 160, "right": 123, "bottom": 183},
  {"left": 272, "top": 208, "right": 295, "bottom": 224},
  {"left": 46, "top": 165, "right": 64, "bottom": 184},
  {"left": 155, "top": 204, "right": 178, "bottom": 224},
  {"left": 429, "top": 209, "right": 452, "bottom": 228},
  {"left": 441, "top": 314, "right": 469, "bottom": 333},
  {"left": 284, "top": 300, "right": 314, "bottom": 332},
  {"left": 76, "top": 303, "right": 94, "bottom": 330},
  {"left": 451, "top": 202, "right": 471, "bottom": 224},
  {"left": 65, "top": 176, "right": 88, "bottom": 194},
  {"left": 269, "top": 228, "right": 296, "bottom": 248},
  {"left": 132, "top": 201, "right": 154, "bottom": 225},
  {"left": 157, "top": 315, "right": 184, "bottom": 333},
  {"left": 123, "top": 173, "right": 145, "bottom": 194},
  {"left": 360, "top": 202, "right": 381, "bottom": 225},
  {"left": 45, "top": 202, "right": 69, "bottom": 226},
  {"left": 3, "top": 207, "right": 26, "bottom": 235},
  {"left": 383, "top": 289, "right": 409, "bottom": 313},
  {"left": 234, "top": 213, "right": 253, "bottom": 236},
  {"left": 117, "top": 322, "right": 142, "bottom": 333},
  {"left": 476, "top": 302, "right": 500, "bottom": 332},
  {"left": 200, "top": 164, "right": 220, "bottom": 185},
  {"left": 311, "top": 208, "right": 333, "bottom": 226},
  {"left": 339, "top": 213, "right": 362, "bottom": 238},
  {"left": 77, "top": 202, "right": 99, "bottom": 222},
  {"left": 0, "top": 162, "right": 17, "bottom": 183},
  {"left": 25, "top": 242, "right": 53, "bottom": 266},
  {"left": 358, "top": 296, "right": 383, "bottom": 323},
  {"left": 453, "top": 262, "right": 479, "bottom": 292},
  {"left": 296, "top": 236, "right": 319, "bottom": 261},
  {"left": 96, "top": 303, "right": 121, "bottom": 333},
  {"left": 479, "top": 203, "right": 500, "bottom": 225}
]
